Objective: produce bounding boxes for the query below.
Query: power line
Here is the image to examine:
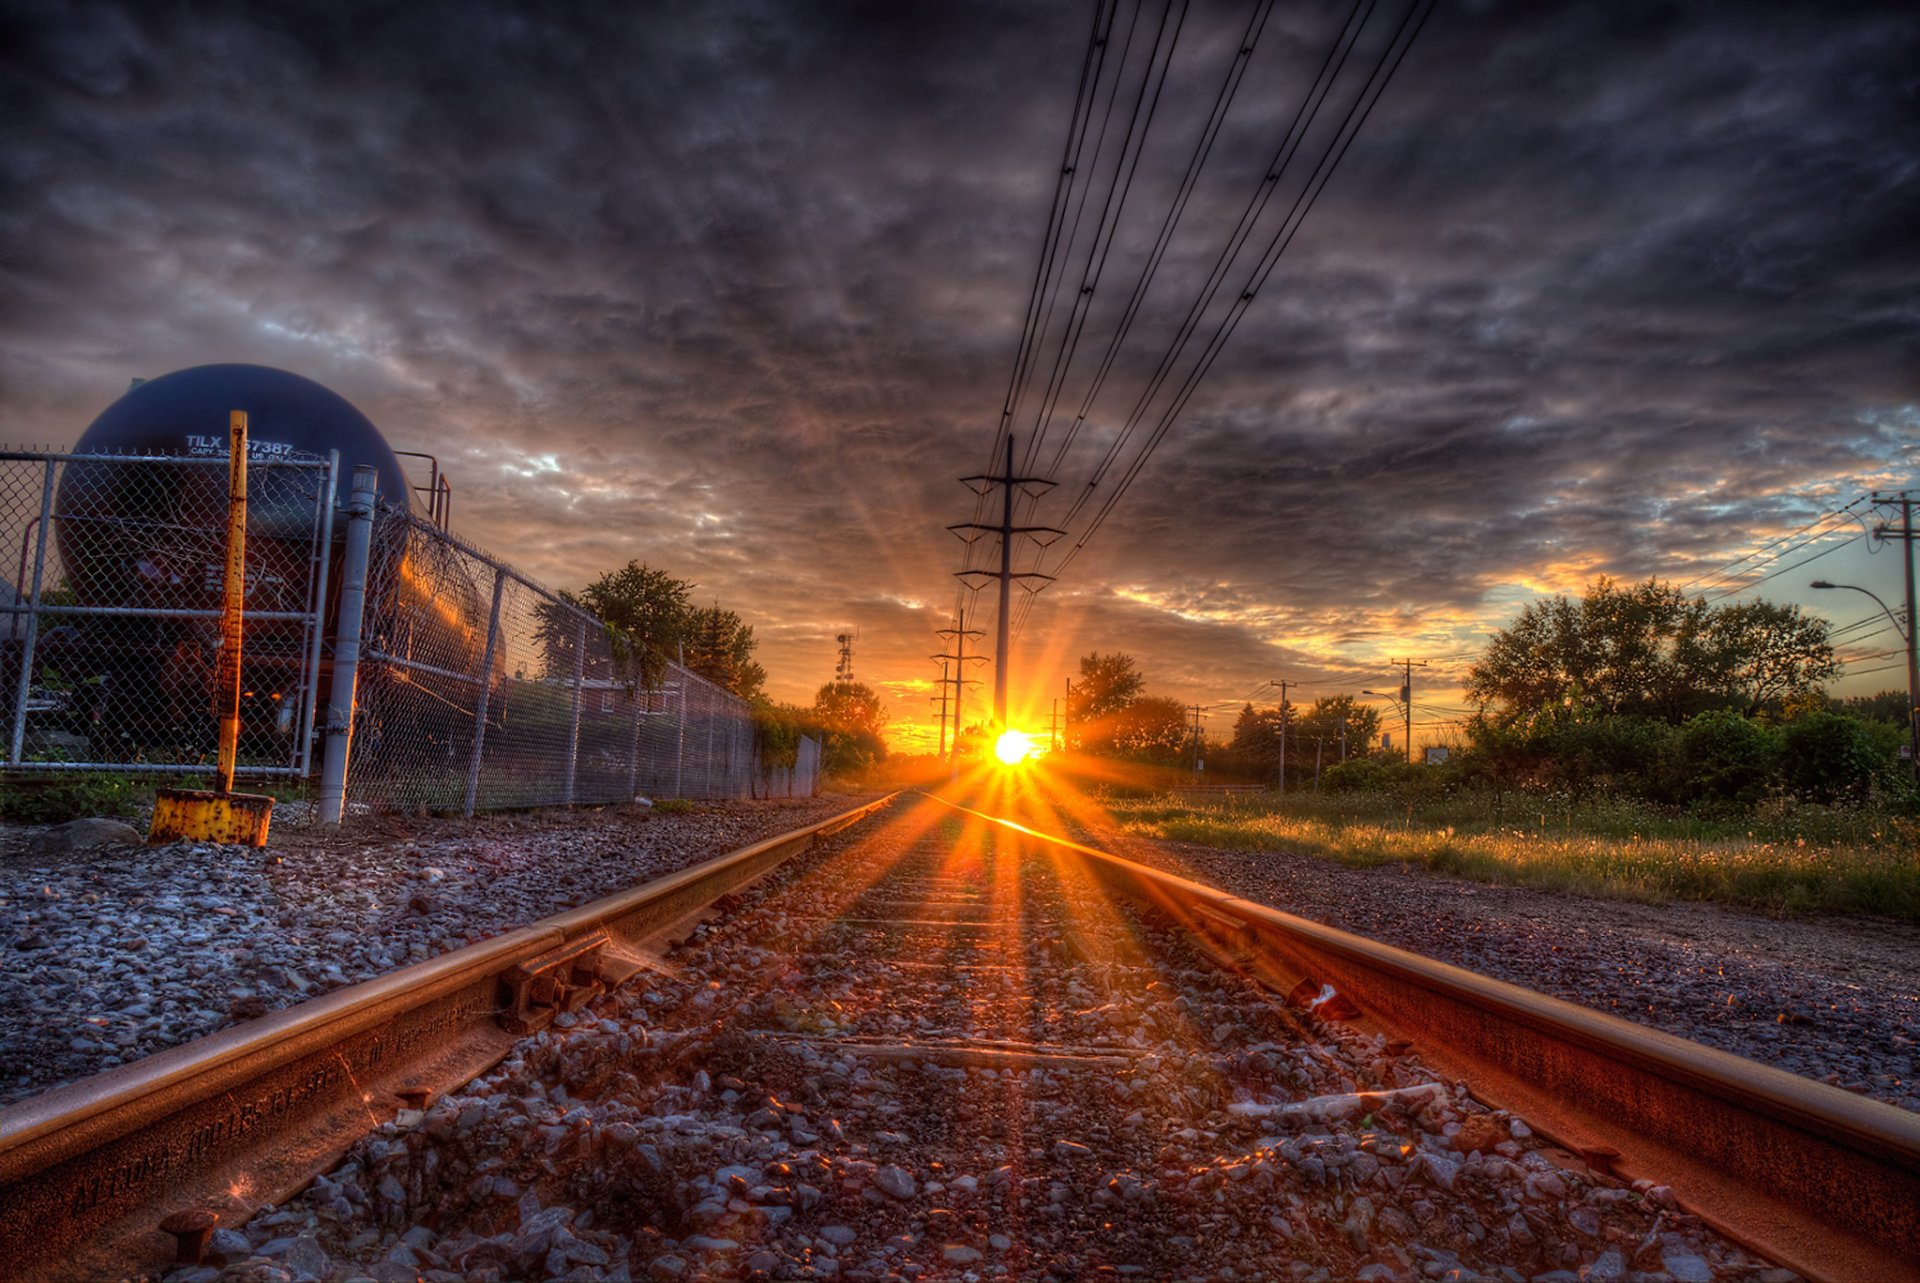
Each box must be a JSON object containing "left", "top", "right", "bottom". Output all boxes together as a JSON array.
[{"left": 1037, "top": 0, "right": 1436, "bottom": 591}]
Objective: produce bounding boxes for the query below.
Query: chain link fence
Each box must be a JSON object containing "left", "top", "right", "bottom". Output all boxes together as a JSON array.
[
  {"left": 0, "top": 450, "right": 336, "bottom": 776},
  {"left": 345, "top": 507, "right": 811, "bottom": 814}
]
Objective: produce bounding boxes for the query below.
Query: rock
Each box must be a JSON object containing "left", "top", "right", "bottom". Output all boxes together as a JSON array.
[
  {"left": 1581, "top": 1249, "right": 1626, "bottom": 1282},
  {"left": 819, "top": 1226, "right": 858, "bottom": 1247},
  {"left": 284, "top": 1235, "right": 330, "bottom": 1280},
  {"left": 1661, "top": 1252, "right": 1713, "bottom": 1283},
  {"left": 873, "top": 1165, "right": 917, "bottom": 1200},
  {"left": 683, "top": 1236, "right": 739, "bottom": 1254},
  {"left": 32, "top": 818, "right": 144, "bottom": 854},
  {"left": 1451, "top": 1114, "right": 1508, "bottom": 1155},
  {"left": 648, "top": 1256, "right": 688, "bottom": 1280},
  {"left": 746, "top": 1249, "right": 781, "bottom": 1273},
  {"left": 943, "top": 1245, "right": 983, "bottom": 1264}
]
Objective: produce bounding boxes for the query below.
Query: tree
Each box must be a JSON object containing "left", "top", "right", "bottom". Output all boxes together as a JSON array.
[
  {"left": 1070, "top": 653, "right": 1145, "bottom": 722},
  {"left": 571, "top": 561, "right": 695, "bottom": 690},
  {"left": 683, "top": 605, "right": 767, "bottom": 702},
  {"left": 813, "top": 680, "right": 889, "bottom": 775},
  {"left": 1469, "top": 577, "right": 1834, "bottom": 726},
  {"left": 1706, "top": 601, "right": 1839, "bottom": 716},
  {"left": 1296, "top": 695, "right": 1381, "bottom": 764},
  {"left": 1106, "top": 695, "right": 1191, "bottom": 764}
]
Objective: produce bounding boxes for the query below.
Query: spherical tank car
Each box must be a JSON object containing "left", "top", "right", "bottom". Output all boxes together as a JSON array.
[{"left": 45, "top": 364, "right": 490, "bottom": 768}]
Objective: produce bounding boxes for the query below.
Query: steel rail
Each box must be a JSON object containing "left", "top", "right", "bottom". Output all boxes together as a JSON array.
[
  {"left": 0, "top": 794, "right": 894, "bottom": 1281},
  {"left": 919, "top": 791, "right": 1920, "bottom": 1283}
]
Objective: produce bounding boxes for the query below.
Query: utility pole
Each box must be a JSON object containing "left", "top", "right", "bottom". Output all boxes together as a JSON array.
[
  {"left": 953, "top": 435, "right": 1059, "bottom": 731},
  {"left": 1314, "top": 736, "right": 1323, "bottom": 791},
  {"left": 1190, "top": 704, "right": 1205, "bottom": 775},
  {"left": 1871, "top": 492, "right": 1920, "bottom": 782},
  {"left": 1273, "top": 679, "right": 1292, "bottom": 792},
  {"left": 1338, "top": 713, "right": 1347, "bottom": 762},
  {"left": 934, "top": 618, "right": 986, "bottom": 762},
  {"left": 1049, "top": 699, "right": 1062, "bottom": 753},
  {"left": 931, "top": 660, "right": 952, "bottom": 758},
  {"left": 1388, "top": 658, "right": 1427, "bottom": 765}
]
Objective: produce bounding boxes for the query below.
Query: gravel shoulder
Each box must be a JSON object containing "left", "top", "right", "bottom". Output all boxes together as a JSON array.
[
  {"left": 0, "top": 794, "right": 882, "bottom": 1108},
  {"left": 1087, "top": 822, "right": 1920, "bottom": 1115}
]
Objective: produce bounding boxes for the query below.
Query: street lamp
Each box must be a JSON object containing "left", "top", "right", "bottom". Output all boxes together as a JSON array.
[
  {"left": 1811, "top": 579, "right": 1920, "bottom": 780},
  {"left": 1363, "top": 689, "right": 1410, "bottom": 764}
]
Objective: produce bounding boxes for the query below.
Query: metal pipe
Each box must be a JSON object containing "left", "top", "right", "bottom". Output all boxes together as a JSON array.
[
  {"left": 10, "top": 462, "right": 57, "bottom": 766},
  {"left": 293, "top": 451, "right": 340, "bottom": 777},
  {"left": 316, "top": 466, "right": 379, "bottom": 825},
  {"left": 212, "top": 411, "right": 249, "bottom": 795},
  {"left": 462, "top": 567, "right": 507, "bottom": 818}
]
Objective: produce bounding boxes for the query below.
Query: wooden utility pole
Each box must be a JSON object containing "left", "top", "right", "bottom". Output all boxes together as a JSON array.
[
  {"left": 1273, "top": 679, "right": 1292, "bottom": 792},
  {"left": 1388, "top": 658, "right": 1428, "bottom": 765},
  {"left": 1870, "top": 492, "right": 1920, "bottom": 782}
]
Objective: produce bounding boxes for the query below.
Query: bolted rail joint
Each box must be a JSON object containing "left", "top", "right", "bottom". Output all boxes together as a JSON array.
[{"left": 497, "top": 929, "right": 643, "bottom": 1034}]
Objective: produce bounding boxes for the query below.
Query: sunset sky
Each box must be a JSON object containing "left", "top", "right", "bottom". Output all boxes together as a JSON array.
[{"left": 4, "top": 1, "right": 1917, "bottom": 753}]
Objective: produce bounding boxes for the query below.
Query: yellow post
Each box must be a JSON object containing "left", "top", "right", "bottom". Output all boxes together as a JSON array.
[
  {"left": 149, "top": 409, "right": 274, "bottom": 846},
  {"left": 214, "top": 410, "right": 247, "bottom": 794}
]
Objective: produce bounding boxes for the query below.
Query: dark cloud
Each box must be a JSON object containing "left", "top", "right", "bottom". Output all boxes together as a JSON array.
[{"left": 2, "top": 0, "right": 1916, "bottom": 749}]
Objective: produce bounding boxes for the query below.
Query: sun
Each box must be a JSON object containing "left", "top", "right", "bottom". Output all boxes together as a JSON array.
[{"left": 994, "top": 729, "right": 1034, "bottom": 766}]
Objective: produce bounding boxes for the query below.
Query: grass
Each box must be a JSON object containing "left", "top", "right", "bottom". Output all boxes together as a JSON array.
[{"left": 1105, "top": 788, "right": 1920, "bottom": 920}]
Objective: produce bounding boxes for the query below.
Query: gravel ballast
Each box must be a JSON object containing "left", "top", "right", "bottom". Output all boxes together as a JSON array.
[
  {"left": 0, "top": 795, "right": 879, "bottom": 1108},
  {"left": 163, "top": 794, "right": 1777, "bottom": 1283},
  {"left": 1089, "top": 823, "right": 1920, "bottom": 1116}
]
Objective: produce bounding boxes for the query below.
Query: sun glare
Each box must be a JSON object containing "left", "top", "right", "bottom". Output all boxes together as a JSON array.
[{"left": 994, "top": 729, "right": 1034, "bottom": 766}]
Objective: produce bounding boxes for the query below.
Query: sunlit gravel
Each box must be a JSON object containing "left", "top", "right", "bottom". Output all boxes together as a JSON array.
[
  {"left": 161, "top": 796, "right": 1780, "bottom": 1283},
  {"left": 0, "top": 795, "right": 878, "bottom": 1108}
]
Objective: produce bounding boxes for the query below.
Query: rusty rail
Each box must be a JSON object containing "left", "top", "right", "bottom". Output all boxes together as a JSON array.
[
  {"left": 920, "top": 792, "right": 1920, "bottom": 1283},
  {"left": 0, "top": 795, "right": 894, "bottom": 1281}
]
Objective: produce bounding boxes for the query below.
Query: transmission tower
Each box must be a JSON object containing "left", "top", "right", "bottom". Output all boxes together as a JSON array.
[
  {"left": 951, "top": 435, "right": 1060, "bottom": 728},
  {"left": 933, "top": 617, "right": 987, "bottom": 761},
  {"left": 834, "top": 629, "right": 858, "bottom": 685}
]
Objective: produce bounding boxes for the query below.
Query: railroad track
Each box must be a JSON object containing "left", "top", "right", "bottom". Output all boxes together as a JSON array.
[{"left": 1, "top": 791, "right": 1915, "bottom": 1281}]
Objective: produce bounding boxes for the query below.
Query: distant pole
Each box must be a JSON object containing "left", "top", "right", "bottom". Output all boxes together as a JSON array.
[
  {"left": 1893, "top": 494, "right": 1920, "bottom": 783},
  {"left": 933, "top": 660, "right": 951, "bottom": 758},
  {"left": 1339, "top": 714, "right": 1348, "bottom": 762},
  {"left": 1857, "top": 495, "right": 1918, "bottom": 783},
  {"left": 1050, "top": 698, "right": 1061, "bottom": 753},
  {"left": 1190, "top": 703, "right": 1204, "bottom": 774},
  {"left": 934, "top": 616, "right": 984, "bottom": 762},
  {"left": 1389, "top": 658, "right": 1427, "bottom": 765},
  {"left": 1274, "top": 679, "right": 1291, "bottom": 793},
  {"left": 1314, "top": 736, "right": 1323, "bottom": 791}
]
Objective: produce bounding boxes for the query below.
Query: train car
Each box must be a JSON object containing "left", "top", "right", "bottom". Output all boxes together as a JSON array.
[{"left": 38, "top": 363, "right": 488, "bottom": 770}]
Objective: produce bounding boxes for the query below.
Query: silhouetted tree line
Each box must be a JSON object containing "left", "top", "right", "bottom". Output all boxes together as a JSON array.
[{"left": 1450, "top": 578, "right": 1904, "bottom": 808}]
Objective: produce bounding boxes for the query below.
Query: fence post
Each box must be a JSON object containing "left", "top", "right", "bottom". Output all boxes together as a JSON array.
[
  {"left": 626, "top": 686, "right": 646, "bottom": 800},
  {"left": 9, "top": 461, "right": 57, "bottom": 766},
  {"left": 317, "top": 466, "right": 378, "bottom": 826},
  {"left": 294, "top": 451, "right": 340, "bottom": 777},
  {"left": 673, "top": 680, "right": 685, "bottom": 798},
  {"left": 462, "top": 567, "right": 507, "bottom": 818},
  {"left": 563, "top": 616, "right": 585, "bottom": 805}
]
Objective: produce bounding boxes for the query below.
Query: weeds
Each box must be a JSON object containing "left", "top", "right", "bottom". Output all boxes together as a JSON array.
[{"left": 1109, "top": 788, "right": 1920, "bottom": 920}]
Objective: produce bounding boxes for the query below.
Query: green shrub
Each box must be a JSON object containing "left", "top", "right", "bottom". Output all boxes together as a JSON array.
[
  {"left": 1778, "top": 712, "right": 1883, "bottom": 803},
  {"left": 1676, "top": 710, "right": 1776, "bottom": 805}
]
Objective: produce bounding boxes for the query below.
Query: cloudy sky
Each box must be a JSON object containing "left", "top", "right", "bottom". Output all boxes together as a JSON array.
[{"left": 4, "top": 0, "right": 1917, "bottom": 751}]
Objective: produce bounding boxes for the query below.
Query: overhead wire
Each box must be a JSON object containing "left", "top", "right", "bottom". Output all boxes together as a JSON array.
[
  {"left": 1043, "top": 0, "right": 1436, "bottom": 586},
  {"left": 1011, "top": 0, "right": 1415, "bottom": 641},
  {"left": 1019, "top": 0, "right": 1192, "bottom": 479}
]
